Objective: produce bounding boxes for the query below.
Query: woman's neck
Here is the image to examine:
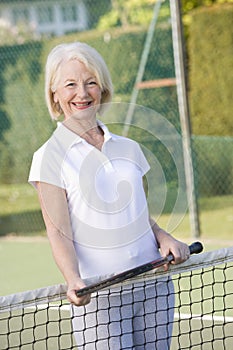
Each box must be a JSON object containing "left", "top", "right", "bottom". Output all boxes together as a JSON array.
[{"left": 63, "top": 115, "right": 104, "bottom": 150}]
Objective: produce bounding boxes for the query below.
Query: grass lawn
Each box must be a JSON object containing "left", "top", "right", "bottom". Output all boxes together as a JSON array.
[
  {"left": 155, "top": 195, "right": 233, "bottom": 246},
  {"left": 0, "top": 237, "right": 63, "bottom": 295},
  {"left": 0, "top": 183, "right": 40, "bottom": 215}
]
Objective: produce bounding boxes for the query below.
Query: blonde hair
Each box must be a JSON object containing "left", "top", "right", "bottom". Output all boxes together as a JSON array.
[{"left": 45, "top": 42, "right": 113, "bottom": 119}]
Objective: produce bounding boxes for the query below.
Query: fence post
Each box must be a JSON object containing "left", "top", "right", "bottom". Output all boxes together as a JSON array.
[{"left": 169, "top": 0, "right": 201, "bottom": 238}]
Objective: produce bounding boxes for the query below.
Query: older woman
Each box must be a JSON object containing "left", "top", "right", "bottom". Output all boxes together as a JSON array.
[{"left": 29, "top": 42, "right": 190, "bottom": 349}]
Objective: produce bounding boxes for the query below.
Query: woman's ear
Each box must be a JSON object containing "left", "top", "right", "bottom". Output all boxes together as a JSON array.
[{"left": 53, "top": 91, "right": 58, "bottom": 103}]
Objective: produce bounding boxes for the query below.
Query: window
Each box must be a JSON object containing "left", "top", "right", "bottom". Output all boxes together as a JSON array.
[
  {"left": 37, "top": 6, "right": 54, "bottom": 24},
  {"left": 61, "top": 4, "right": 77, "bottom": 22},
  {"left": 12, "top": 8, "right": 29, "bottom": 25}
]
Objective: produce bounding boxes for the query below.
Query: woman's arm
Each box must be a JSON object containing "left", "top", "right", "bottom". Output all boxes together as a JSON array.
[
  {"left": 143, "top": 175, "right": 189, "bottom": 265},
  {"left": 37, "top": 181, "right": 90, "bottom": 306}
]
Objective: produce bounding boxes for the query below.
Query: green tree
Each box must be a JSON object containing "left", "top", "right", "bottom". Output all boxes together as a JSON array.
[
  {"left": 0, "top": 45, "right": 54, "bottom": 183},
  {"left": 188, "top": 4, "right": 233, "bottom": 135},
  {"left": 182, "top": 0, "right": 232, "bottom": 13},
  {"left": 96, "top": 0, "right": 233, "bottom": 30},
  {"left": 97, "top": 0, "right": 157, "bottom": 29},
  {"left": 0, "top": 19, "right": 39, "bottom": 46}
]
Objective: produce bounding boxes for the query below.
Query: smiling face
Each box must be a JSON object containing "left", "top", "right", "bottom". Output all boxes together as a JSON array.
[{"left": 53, "top": 59, "right": 102, "bottom": 121}]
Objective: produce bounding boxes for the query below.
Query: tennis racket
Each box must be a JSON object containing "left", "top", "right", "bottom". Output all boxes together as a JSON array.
[{"left": 76, "top": 241, "right": 203, "bottom": 297}]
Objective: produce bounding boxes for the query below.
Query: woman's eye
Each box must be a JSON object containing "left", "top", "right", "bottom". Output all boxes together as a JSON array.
[{"left": 88, "top": 81, "right": 97, "bottom": 86}]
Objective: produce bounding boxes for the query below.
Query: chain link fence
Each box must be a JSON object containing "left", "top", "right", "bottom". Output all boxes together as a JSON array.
[{"left": 0, "top": 0, "right": 232, "bottom": 237}]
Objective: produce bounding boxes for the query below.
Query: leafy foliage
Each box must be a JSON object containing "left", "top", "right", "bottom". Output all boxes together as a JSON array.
[
  {"left": 97, "top": 0, "right": 157, "bottom": 28},
  {"left": 0, "top": 19, "right": 39, "bottom": 45},
  {"left": 188, "top": 4, "right": 233, "bottom": 135},
  {"left": 0, "top": 43, "right": 54, "bottom": 183},
  {"left": 181, "top": 0, "right": 232, "bottom": 13},
  {"left": 193, "top": 136, "right": 233, "bottom": 196}
]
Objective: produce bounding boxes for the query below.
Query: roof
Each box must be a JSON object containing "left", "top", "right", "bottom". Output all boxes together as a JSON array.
[{"left": 0, "top": 0, "right": 62, "bottom": 3}]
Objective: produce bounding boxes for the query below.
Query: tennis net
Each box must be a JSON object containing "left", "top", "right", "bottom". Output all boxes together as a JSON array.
[{"left": 1, "top": 246, "right": 233, "bottom": 349}]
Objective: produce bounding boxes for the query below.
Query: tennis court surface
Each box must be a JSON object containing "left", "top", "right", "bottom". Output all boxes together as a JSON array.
[{"left": 0, "top": 247, "right": 233, "bottom": 349}]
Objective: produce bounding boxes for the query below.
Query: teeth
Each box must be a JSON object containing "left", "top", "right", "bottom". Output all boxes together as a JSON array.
[{"left": 73, "top": 102, "right": 90, "bottom": 106}]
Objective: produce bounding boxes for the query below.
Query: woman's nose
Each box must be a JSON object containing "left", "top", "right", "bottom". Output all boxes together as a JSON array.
[{"left": 76, "top": 83, "right": 88, "bottom": 98}]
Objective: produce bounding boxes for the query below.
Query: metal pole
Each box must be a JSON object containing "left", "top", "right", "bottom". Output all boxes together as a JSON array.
[
  {"left": 169, "top": 0, "right": 201, "bottom": 237},
  {"left": 122, "top": 0, "right": 163, "bottom": 137}
]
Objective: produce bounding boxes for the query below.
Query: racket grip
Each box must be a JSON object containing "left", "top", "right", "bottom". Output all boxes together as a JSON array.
[{"left": 189, "top": 241, "right": 203, "bottom": 255}]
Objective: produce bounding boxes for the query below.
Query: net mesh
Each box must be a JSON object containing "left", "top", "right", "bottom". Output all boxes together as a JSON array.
[{"left": 1, "top": 247, "right": 233, "bottom": 349}]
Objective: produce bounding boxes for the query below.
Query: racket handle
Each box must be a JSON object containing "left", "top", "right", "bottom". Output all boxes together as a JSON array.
[
  {"left": 166, "top": 241, "right": 203, "bottom": 263},
  {"left": 189, "top": 241, "right": 203, "bottom": 255}
]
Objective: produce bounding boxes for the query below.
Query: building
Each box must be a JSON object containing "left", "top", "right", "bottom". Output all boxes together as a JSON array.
[{"left": 0, "top": 0, "right": 88, "bottom": 37}]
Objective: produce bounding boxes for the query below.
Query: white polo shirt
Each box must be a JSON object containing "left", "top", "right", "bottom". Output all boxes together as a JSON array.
[{"left": 29, "top": 122, "right": 160, "bottom": 278}]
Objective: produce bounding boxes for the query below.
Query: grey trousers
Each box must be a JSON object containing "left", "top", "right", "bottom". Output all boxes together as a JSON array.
[{"left": 71, "top": 277, "right": 175, "bottom": 349}]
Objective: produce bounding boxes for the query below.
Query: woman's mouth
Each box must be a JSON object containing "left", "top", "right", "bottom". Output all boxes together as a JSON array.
[{"left": 72, "top": 101, "right": 92, "bottom": 109}]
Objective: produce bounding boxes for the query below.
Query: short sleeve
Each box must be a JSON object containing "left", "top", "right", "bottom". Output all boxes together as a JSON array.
[
  {"left": 134, "top": 142, "right": 150, "bottom": 176},
  {"left": 28, "top": 124, "right": 80, "bottom": 189},
  {"left": 28, "top": 141, "right": 65, "bottom": 189}
]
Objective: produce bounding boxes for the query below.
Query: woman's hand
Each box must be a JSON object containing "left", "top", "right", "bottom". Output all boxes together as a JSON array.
[
  {"left": 67, "top": 278, "right": 91, "bottom": 306},
  {"left": 159, "top": 233, "right": 190, "bottom": 265},
  {"left": 150, "top": 217, "right": 190, "bottom": 270}
]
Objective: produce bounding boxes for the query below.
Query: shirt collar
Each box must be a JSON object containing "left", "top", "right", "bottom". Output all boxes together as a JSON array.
[
  {"left": 54, "top": 122, "right": 82, "bottom": 148},
  {"left": 97, "top": 120, "right": 114, "bottom": 142},
  {"left": 54, "top": 120, "right": 115, "bottom": 149}
]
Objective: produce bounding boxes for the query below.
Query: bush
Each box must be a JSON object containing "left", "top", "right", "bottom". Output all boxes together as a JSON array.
[
  {"left": 188, "top": 4, "right": 233, "bottom": 136},
  {"left": 192, "top": 136, "right": 233, "bottom": 196},
  {"left": 0, "top": 42, "right": 55, "bottom": 183}
]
